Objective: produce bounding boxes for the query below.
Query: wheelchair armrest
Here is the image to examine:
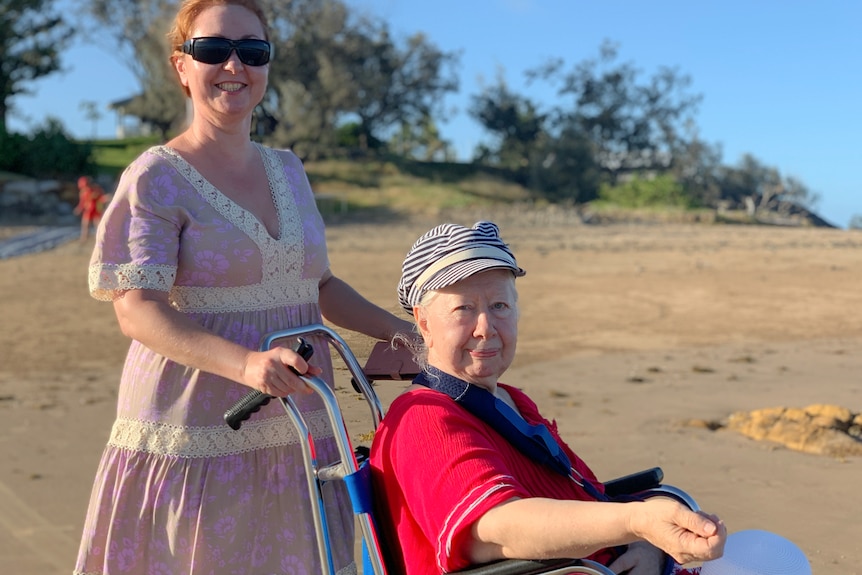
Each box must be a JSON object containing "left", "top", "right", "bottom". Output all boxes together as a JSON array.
[
  {"left": 602, "top": 466, "right": 664, "bottom": 498},
  {"left": 603, "top": 468, "right": 700, "bottom": 511},
  {"left": 639, "top": 484, "right": 701, "bottom": 512},
  {"left": 452, "top": 558, "right": 615, "bottom": 575}
]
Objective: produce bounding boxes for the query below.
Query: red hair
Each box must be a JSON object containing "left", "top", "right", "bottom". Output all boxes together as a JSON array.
[{"left": 167, "top": 0, "right": 270, "bottom": 97}]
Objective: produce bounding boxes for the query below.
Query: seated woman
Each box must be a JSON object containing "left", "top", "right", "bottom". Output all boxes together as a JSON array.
[{"left": 368, "top": 221, "right": 727, "bottom": 575}]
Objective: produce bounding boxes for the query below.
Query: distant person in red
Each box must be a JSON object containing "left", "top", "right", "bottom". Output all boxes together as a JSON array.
[{"left": 74, "top": 176, "right": 107, "bottom": 241}]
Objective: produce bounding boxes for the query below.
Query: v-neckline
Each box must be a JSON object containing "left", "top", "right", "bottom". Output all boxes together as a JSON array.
[{"left": 156, "top": 144, "right": 282, "bottom": 243}]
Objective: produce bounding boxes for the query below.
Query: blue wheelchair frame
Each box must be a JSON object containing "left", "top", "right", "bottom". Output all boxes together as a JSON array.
[{"left": 227, "top": 324, "right": 699, "bottom": 575}]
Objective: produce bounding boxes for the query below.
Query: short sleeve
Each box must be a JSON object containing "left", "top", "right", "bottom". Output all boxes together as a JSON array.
[{"left": 88, "top": 150, "right": 185, "bottom": 301}]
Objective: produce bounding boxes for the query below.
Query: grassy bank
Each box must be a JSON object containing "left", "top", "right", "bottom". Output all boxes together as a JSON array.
[
  {"left": 84, "top": 139, "right": 831, "bottom": 228},
  {"left": 89, "top": 138, "right": 538, "bottom": 219},
  {"left": 90, "top": 136, "right": 162, "bottom": 177}
]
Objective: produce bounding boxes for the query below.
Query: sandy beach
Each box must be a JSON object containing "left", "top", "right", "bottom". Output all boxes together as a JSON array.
[{"left": 1, "top": 220, "right": 860, "bottom": 574}]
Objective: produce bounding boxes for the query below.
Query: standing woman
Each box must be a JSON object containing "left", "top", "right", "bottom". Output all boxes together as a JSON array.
[{"left": 75, "top": 1, "right": 411, "bottom": 574}]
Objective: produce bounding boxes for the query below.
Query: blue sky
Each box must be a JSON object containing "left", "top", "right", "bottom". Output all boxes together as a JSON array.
[{"left": 9, "top": 0, "right": 861, "bottom": 227}]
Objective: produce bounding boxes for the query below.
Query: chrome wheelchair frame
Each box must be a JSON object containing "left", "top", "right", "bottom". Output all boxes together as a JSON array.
[{"left": 225, "top": 324, "right": 699, "bottom": 575}]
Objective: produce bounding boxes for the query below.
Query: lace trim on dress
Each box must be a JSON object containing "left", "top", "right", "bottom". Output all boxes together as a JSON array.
[
  {"left": 259, "top": 144, "right": 305, "bottom": 266},
  {"left": 108, "top": 411, "right": 334, "bottom": 458},
  {"left": 170, "top": 280, "right": 319, "bottom": 313},
  {"left": 88, "top": 263, "right": 318, "bottom": 309},
  {"left": 88, "top": 263, "right": 177, "bottom": 301}
]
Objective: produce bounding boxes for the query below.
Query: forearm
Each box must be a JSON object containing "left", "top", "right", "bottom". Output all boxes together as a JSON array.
[
  {"left": 471, "top": 497, "right": 638, "bottom": 563},
  {"left": 318, "top": 273, "right": 413, "bottom": 341},
  {"left": 471, "top": 496, "right": 725, "bottom": 567},
  {"left": 113, "top": 291, "right": 252, "bottom": 384}
]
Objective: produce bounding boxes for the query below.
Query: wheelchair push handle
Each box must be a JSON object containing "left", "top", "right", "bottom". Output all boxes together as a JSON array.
[{"left": 223, "top": 338, "right": 314, "bottom": 430}]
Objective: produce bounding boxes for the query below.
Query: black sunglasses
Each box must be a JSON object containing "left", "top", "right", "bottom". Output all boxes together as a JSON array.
[{"left": 182, "top": 37, "right": 271, "bottom": 66}]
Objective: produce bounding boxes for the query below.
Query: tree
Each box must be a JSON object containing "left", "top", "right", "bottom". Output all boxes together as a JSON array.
[
  {"left": 389, "top": 115, "right": 453, "bottom": 161},
  {"left": 527, "top": 119, "right": 601, "bottom": 203},
  {"left": 0, "top": 0, "right": 73, "bottom": 132},
  {"left": 346, "top": 28, "right": 459, "bottom": 152},
  {"left": 529, "top": 41, "right": 702, "bottom": 182},
  {"left": 717, "top": 153, "right": 820, "bottom": 215},
  {"left": 262, "top": 0, "right": 458, "bottom": 158},
  {"left": 469, "top": 42, "right": 702, "bottom": 204},
  {"left": 79, "top": 0, "right": 186, "bottom": 139},
  {"left": 79, "top": 100, "right": 102, "bottom": 138},
  {"left": 76, "top": 0, "right": 458, "bottom": 154},
  {"left": 780, "top": 175, "right": 820, "bottom": 211},
  {"left": 263, "top": 0, "right": 354, "bottom": 156},
  {"left": 469, "top": 74, "right": 600, "bottom": 202},
  {"left": 669, "top": 126, "right": 724, "bottom": 208},
  {"left": 469, "top": 75, "right": 546, "bottom": 171}
]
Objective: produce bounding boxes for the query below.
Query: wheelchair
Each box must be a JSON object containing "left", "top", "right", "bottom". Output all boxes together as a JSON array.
[{"left": 225, "top": 324, "right": 701, "bottom": 575}]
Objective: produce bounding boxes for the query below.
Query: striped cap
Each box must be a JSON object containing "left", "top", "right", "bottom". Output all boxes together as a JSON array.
[{"left": 398, "top": 221, "right": 525, "bottom": 312}]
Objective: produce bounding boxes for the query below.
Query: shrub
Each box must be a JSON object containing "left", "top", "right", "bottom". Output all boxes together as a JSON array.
[
  {"left": 598, "top": 173, "right": 695, "bottom": 208},
  {"left": 0, "top": 129, "right": 27, "bottom": 173},
  {"left": 0, "top": 118, "right": 94, "bottom": 178}
]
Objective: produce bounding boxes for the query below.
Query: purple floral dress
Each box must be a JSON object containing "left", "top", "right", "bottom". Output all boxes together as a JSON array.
[{"left": 75, "top": 145, "right": 355, "bottom": 575}]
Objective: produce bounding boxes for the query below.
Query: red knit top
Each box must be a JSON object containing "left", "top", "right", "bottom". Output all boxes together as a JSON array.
[{"left": 369, "top": 384, "right": 617, "bottom": 575}]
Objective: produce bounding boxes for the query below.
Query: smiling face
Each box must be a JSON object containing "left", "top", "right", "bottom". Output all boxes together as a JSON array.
[
  {"left": 414, "top": 269, "right": 519, "bottom": 391},
  {"left": 173, "top": 4, "right": 268, "bottom": 127}
]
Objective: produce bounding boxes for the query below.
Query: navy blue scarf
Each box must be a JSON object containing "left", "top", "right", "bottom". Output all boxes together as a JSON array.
[{"left": 413, "top": 366, "right": 609, "bottom": 502}]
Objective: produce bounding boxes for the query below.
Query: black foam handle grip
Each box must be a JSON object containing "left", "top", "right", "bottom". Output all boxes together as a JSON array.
[{"left": 223, "top": 338, "right": 314, "bottom": 430}]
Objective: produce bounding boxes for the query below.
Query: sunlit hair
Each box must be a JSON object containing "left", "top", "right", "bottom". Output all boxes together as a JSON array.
[{"left": 167, "top": 0, "right": 271, "bottom": 96}]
